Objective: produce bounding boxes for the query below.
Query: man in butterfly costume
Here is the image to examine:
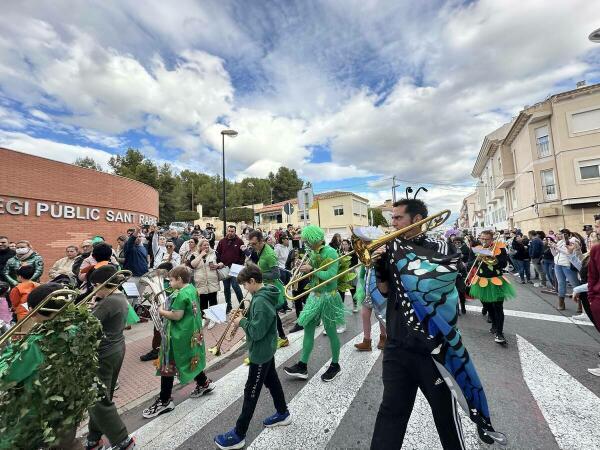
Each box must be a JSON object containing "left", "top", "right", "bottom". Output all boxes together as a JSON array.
[{"left": 370, "top": 197, "right": 506, "bottom": 449}]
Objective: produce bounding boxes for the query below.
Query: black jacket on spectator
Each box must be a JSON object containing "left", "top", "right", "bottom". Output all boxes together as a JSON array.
[
  {"left": 512, "top": 240, "right": 530, "bottom": 261},
  {"left": 0, "top": 248, "right": 15, "bottom": 283}
]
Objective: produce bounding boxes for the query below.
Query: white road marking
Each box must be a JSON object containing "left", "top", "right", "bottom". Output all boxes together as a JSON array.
[
  {"left": 133, "top": 327, "right": 315, "bottom": 449},
  {"left": 517, "top": 334, "right": 600, "bottom": 450},
  {"left": 466, "top": 305, "right": 594, "bottom": 326},
  {"left": 248, "top": 328, "right": 382, "bottom": 449}
]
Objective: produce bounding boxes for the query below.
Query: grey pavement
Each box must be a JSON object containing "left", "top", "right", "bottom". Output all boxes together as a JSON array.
[{"left": 120, "top": 282, "right": 600, "bottom": 450}]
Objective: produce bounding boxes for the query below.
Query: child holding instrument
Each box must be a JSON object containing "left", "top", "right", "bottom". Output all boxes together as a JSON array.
[
  {"left": 142, "top": 265, "right": 214, "bottom": 419},
  {"left": 214, "top": 264, "right": 291, "bottom": 450}
]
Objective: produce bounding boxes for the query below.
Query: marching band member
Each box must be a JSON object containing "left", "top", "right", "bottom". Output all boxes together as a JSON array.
[
  {"left": 246, "top": 230, "right": 289, "bottom": 348},
  {"left": 468, "top": 230, "right": 515, "bottom": 345},
  {"left": 142, "top": 265, "right": 214, "bottom": 419},
  {"left": 214, "top": 264, "right": 291, "bottom": 449},
  {"left": 284, "top": 225, "right": 345, "bottom": 382},
  {"left": 370, "top": 198, "right": 505, "bottom": 449},
  {"left": 85, "top": 265, "right": 136, "bottom": 450}
]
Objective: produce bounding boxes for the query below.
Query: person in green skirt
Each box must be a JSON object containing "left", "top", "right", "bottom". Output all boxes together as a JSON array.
[
  {"left": 142, "top": 265, "right": 215, "bottom": 419},
  {"left": 284, "top": 225, "right": 345, "bottom": 382},
  {"left": 468, "top": 230, "right": 516, "bottom": 345}
]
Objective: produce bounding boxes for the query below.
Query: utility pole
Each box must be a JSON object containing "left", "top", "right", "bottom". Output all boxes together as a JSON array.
[
  {"left": 392, "top": 176, "right": 396, "bottom": 203},
  {"left": 191, "top": 178, "right": 194, "bottom": 211},
  {"left": 270, "top": 187, "right": 274, "bottom": 204}
]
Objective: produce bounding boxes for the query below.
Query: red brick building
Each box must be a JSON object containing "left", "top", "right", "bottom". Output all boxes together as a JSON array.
[{"left": 0, "top": 147, "right": 159, "bottom": 280}]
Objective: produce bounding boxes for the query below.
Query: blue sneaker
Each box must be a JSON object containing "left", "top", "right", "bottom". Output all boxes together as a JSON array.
[
  {"left": 214, "top": 429, "right": 245, "bottom": 450},
  {"left": 263, "top": 410, "right": 292, "bottom": 428}
]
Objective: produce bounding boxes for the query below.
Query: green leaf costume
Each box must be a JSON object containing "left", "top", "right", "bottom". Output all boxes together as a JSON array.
[
  {"left": 157, "top": 283, "right": 206, "bottom": 384},
  {"left": 0, "top": 304, "right": 102, "bottom": 448}
]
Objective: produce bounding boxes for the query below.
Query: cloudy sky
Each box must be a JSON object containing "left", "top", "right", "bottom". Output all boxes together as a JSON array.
[{"left": 1, "top": 0, "right": 599, "bottom": 213}]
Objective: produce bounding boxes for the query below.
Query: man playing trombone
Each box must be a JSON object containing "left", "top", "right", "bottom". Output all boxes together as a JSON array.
[{"left": 370, "top": 198, "right": 505, "bottom": 449}]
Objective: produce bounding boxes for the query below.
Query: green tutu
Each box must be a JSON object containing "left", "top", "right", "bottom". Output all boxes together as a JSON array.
[
  {"left": 126, "top": 303, "right": 140, "bottom": 325},
  {"left": 298, "top": 290, "right": 346, "bottom": 327},
  {"left": 469, "top": 278, "right": 516, "bottom": 303}
]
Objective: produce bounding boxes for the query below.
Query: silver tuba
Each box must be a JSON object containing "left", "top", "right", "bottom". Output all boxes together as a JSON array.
[{"left": 140, "top": 269, "right": 169, "bottom": 337}]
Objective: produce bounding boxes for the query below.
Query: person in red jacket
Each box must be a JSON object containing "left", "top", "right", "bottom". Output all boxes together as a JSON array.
[
  {"left": 9, "top": 265, "right": 38, "bottom": 321},
  {"left": 587, "top": 215, "right": 600, "bottom": 376},
  {"left": 215, "top": 225, "right": 246, "bottom": 313}
]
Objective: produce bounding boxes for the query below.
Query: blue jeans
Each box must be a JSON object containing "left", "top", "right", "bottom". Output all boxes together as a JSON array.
[
  {"left": 518, "top": 259, "right": 531, "bottom": 282},
  {"left": 542, "top": 260, "right": 556, "bottom": 288},
  {"left": 222, "top": 276, "right": 243, "bottom": 310},
  {"left": 554, "top": 264, "right": 580, "bottom": 297}
]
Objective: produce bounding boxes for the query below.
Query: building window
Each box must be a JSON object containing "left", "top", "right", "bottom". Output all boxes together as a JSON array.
[
  {"left": 535, "top": 126, "right": 551, "bottom": 158},
  {"left": 571, "top": 108, "right": 600, "bottom": 133},
  {"left": 299, "top": 211, "right": 310, "bottom": 220},
  {"left": 497, "top": 155, "right": 502, "bottom": 174},
  {"left": 333, "top": 206, "right": 344, "bottom": 216},
  {"left": 352, "top": 199, "right": 367, "bottom": 218},
  {"left": 540, "top": 169, "right": 557, "bottom": 200},
  {"left": 579, "top": 158, "right": 600, "bottom": 180}
]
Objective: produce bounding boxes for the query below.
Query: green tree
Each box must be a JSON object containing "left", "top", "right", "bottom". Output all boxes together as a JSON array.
[
  {"left": 157, "top": 164, "right": 178, "bottom": 223},
  {"left": 108, "top": 148, "right": 159, "bottom": 189},
  {"left": 369, "top": 208, "right": 388, "bottom": 227},
  {"left": 268, "top": 167, "right": 304, "bottom": 203},
  {"left": 74, "top": 156, "right": 103, "bottom": 171},
  {"left": 175, "top": 210, "right": 200, "bottom": 222},
  {"left": 219, "top": 207, "right": 253, "bottom": 223}
]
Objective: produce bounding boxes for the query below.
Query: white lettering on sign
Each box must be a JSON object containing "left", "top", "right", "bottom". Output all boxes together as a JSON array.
[{"left": 0, "top": 197, "right": 156, "bottom": 223}]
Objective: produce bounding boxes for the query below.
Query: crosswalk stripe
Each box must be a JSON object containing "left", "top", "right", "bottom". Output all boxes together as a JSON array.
[
  {"left": 517, "top": 334, "right": 600, "bottom": 449},
  {"left": 248, "top": 328, "right": 382, "bottom": 449},
  {"left": 133, "top": 327, "right": 317, "bottom": 449},
  {"left": 466, "top": 305, "right": 594, "bottom": 326}
]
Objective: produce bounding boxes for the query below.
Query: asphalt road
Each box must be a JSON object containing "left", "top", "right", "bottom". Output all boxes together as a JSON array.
[{"left": 123, "top": 277, "right": 600, "bottom": 450}]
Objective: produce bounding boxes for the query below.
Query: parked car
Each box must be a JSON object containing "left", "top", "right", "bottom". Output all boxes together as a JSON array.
[{"left": 169, "top": 221, "right": 187, "bottom": 233}]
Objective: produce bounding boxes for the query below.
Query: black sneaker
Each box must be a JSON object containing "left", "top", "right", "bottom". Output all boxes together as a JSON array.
[
  {"left": 191, "top": 380, "right": 215, "bottom": 398},
  {"left": 321, "top": 363, "right": 341, "bottom": 382},
  {"left": 110, "top": 436, "right": 136, "bottom": 450},
  {"left": 85, "top": 439, "right": 106, "bottom": 450},
  {"left": 494, "top": 334, "right": 507, "bottom": 345},
  {"left": 142, "top": 397, "right": 175, "bottom": 419},
  {"left": 140, "top": 349, "right": 159, "bottom": 362},
  {"left": 284, "top": 362, "right": 308, "bottom": 380},
  {"left": 288, "top": 323, "right": 304, "bottom": 333}
]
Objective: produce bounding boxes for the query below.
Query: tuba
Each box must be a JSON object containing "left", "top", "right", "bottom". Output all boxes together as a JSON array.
[{"left": 140, "top": 269, "right": 169, "bottom": 337}]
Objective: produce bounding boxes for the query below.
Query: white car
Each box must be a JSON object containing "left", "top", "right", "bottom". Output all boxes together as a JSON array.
[{"left": 169, "top": 222, "right": 187, "bottom": 233}]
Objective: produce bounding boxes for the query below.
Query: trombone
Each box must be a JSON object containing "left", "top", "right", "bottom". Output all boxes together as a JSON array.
[
  {"left": 0, "top": 269, "right": 132, "bottom": 347},
  {"left": 208, "top": 298, "right": 250, "bottom": 356},
  {"left": 285, "top": 209, "right": 451, "bottom": 301}
]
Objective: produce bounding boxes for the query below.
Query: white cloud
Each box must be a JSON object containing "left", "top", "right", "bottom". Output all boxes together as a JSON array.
[{"left": 0, "top": 131, "right": 113, "bottom": 169}]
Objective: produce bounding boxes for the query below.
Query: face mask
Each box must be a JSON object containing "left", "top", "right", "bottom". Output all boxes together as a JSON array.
[{"left": 16, "top": 248, "right": 29, "bottom": 255}]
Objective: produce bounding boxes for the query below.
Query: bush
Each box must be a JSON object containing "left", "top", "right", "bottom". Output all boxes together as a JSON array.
[
  {"left": 219, "top": 207, "right": 254, "bottom": 223},
  {"left": 175, "top": 210, "right": 200, "bottom": 222}
]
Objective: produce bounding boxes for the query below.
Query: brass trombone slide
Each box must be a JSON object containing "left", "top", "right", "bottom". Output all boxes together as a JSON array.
[
  {"left": 208, "top": 298, "right": 250, "bottom": 356},
  {"left": 284, "top": 209, "right": 451, "bottom": 301}
]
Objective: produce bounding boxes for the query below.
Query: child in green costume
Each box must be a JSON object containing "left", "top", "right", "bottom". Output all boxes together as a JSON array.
[
  {"left": 284, "top": 225, "right": 345, "bottom": 382},
  {"left": 142, "top": 265, "right": 214, "bottom": 419}
]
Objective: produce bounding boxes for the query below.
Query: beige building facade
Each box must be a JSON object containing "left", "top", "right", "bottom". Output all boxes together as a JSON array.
[
  {"left": 256, "top": 191, "right": 370, "bottom": 237},
  {"left": 470, "top": 83, "right": 600, "bottom": 233}
]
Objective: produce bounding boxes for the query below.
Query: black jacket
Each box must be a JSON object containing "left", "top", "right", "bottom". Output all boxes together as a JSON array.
[{"left": 0, "top": 248, "right": 15, "bottom": 283}]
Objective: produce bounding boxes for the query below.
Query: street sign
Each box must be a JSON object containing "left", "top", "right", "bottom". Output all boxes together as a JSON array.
[
  {"left": 283, "top": 202, "right": 294, "bottom": 215},
  {"left": 297, "top": 188, "right": 314, "bottom": 212}
]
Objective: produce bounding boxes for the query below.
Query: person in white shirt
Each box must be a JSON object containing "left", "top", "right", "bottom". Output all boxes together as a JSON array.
[
  {"left": 157, "top": 240, "right": 181, "bottom": 267},
  {"left": 274, "top": 235, "right": 291, "bottom": 284},
  {"left": 550, "top": 228, "right": 583, "bottom": 311},
  {"left": 151, "top": 230, "right": 167, "bottom": 269}
]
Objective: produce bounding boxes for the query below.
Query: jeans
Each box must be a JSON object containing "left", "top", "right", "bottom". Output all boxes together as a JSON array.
[
  {"left": 554, "top": 264, "right": 580, "bottom": 297},
  {"left": 222, "top": 276, "right": 243, "bottom": 311},
  {"left": 542, "top": 259, "right": 556, "bottom": 289},
  {"left": 531, "top": 258, "right": 546, "bottom": 284},
  {"left": 516, "top": 259, "right": 531, "bottom": 282},
  {"left": 371, "top": 348, "right": 465, "bottom": 450},
  {"left": 235, "top": 357, "right": 287, "bottom": 438}
]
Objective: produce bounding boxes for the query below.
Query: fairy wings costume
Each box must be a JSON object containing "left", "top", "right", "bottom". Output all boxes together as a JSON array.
[{"left": 384, "top": 236, "right": 507, "bottom": 445}]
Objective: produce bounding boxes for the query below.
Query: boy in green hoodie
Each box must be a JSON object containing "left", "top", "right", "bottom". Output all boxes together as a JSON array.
[{"left": 214, "top": 263, "right": 291, "bottom": 450}]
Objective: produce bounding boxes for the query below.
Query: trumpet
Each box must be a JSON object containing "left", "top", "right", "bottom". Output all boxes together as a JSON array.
[
  {"left": 208, "top": 299, "right": 250, "bottom": 356},
  {"left": 285, "top": 209, "right": 451, "bottom": 301}
]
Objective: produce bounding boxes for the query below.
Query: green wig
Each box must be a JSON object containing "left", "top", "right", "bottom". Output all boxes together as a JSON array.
[{"left": 301, "top": 224, "right": 325, "bottom": 246}]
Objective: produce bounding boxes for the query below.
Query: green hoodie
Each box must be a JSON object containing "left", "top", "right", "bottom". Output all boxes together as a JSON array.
[{"left": 239, "top": 284, "right": 279, "bottom": 364}]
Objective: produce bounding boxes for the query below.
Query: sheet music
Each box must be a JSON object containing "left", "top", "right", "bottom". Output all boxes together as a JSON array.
[
  {"left": 121, "top": 282, "right": 141, "bottom": 297},
  {"left": 229, "top": 263, "right": 244, "bottom": 278},
  {"left": 204, "top": 303, "right": 228, "bottom": 324},
  {"left": 472, "top": 247, "right": 494, "bottom": 256}
]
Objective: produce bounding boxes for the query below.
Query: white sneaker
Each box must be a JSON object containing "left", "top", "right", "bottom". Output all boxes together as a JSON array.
[
  {"left": 572, "top": 313, "right": 591, "bottom": 322},
  {"left": 336, "top": 325, "right": 346, "bottom": 334},
  {"left": 352, "top": 306, "right": 358, "bottom": 313},
  {"left": 588, "top": 367, "right": 600, "bottom": 377},
  {"left": 207, "top": 320, "right": 215, "bottom": 330},
  {"left": 322, "top": 328, "right": 327, "bottom": 335}
]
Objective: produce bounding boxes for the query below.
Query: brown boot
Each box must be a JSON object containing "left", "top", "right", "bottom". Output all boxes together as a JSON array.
[
  {"left": 377, "top": 335, "right": 387, "bottom": 350},
  {"left": 354, "top": 338, "right": 372, "bottom": 351},
  {"left": 557, "top": 297, "right": 566, "bottom": 311}
]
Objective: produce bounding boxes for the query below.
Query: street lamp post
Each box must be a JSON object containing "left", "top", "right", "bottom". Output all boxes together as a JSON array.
[
  {"left": 247, "top": 182, "right": 255, "bottom": 228},
  {"left": 221, "top": 129, "right": 238, "bottom": 238}
]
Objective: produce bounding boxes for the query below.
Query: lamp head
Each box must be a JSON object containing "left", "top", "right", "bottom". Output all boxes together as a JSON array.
[
  {"left": 221, "top": 129, "right": 238, "bottom": 137},
  {"left": 589, "top": 27, "right": 600, "bottom": 43}
]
